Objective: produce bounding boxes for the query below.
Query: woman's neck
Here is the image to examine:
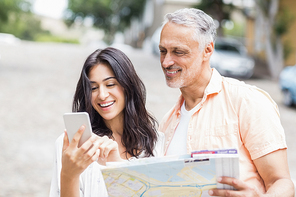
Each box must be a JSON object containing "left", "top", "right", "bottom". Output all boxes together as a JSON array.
[
  {"left": 103, "top": 114, "right": 131, "bottom": 159},
  {"left": 104, "top": 113, "right": 124, "bottom": 136}
]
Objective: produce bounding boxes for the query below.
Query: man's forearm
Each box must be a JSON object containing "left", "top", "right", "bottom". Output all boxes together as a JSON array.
[{"left": 265, "top": 178, "right": 295, "bottom": 197}]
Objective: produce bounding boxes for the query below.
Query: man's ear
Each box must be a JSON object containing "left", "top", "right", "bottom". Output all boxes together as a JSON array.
[{"left": 203, "top": 42, "right": 214, "bottom": 61}]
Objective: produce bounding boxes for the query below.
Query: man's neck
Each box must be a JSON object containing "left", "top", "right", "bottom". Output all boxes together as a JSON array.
[{"left": 180, "top": 68, "right": 213, "bottom": 111}]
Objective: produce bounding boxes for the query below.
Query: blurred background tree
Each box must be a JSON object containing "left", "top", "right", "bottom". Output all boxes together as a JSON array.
[
  {"left": 66, "top": 0, "right": 146, "bottom": 44},
  {"left": 194, "top": 0, "right": 238, "bottom": 37},
  {"left": 255, "top": 0, "right": 294, "bottom": 79},
  {"left": 0, "top": 0, "right": 77, "bottom": 43},
  {"left": 0, "top": 0, "right": 51, "bottom": 41},
  {"left": 194, "top": 0, "right": 294, "bottom": 80},
  {"left": 0, "top": 0, "right": 24, "bottom": 23}
]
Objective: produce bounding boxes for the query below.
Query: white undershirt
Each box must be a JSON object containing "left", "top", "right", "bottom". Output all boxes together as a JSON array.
[{"left": 166, "top": 101, "right": 198, "bottom": 156}]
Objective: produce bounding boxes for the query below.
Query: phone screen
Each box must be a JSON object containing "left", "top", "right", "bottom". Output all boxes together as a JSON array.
[{"left": 63, "top": 112, "right": 93, "bottom": 147}]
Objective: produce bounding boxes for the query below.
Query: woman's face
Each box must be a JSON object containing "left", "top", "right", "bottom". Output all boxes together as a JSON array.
[{"left": 88, "top": 63, "right": 125, "bottom": 125}]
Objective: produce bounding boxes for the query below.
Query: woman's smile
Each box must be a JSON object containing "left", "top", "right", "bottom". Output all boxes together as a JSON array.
[
  {"left": 89, "top": 63, "right": 125, "bottom": 122},
  {"left": 99, "top": 101, "right": 115, "bottom": 108},
  {"left": 98, "top": 101, "right": 116, "bottom": 111}
]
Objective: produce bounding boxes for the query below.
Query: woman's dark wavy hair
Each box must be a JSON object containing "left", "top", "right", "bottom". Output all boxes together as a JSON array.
[{"left": 72, "top": 47, "right": 158, "bottom": 159}]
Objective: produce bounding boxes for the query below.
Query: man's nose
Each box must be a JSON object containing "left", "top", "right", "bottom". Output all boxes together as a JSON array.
[{"left": 161, "top": 53, "right": 174, "bottom": 68}]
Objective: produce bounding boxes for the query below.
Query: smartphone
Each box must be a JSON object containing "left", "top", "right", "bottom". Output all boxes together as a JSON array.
[{"left": 63, "top": 112, "right": 93, "bottom": 147}]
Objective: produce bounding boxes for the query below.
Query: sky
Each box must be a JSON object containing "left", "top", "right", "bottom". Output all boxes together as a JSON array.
[{"left": 32, "top": 0, "right": 68, "bottom": 19}]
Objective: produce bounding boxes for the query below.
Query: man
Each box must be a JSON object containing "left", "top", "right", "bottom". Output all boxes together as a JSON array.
[{"left": 158, "top": 8, "right": 294, "bottom": 196}]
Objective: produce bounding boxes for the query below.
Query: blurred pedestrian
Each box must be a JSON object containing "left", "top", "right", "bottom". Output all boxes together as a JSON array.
[
  {"left": 158, "top": 8, "right": 294, "bottom": 196},
  {"left": 50, "top": 47, "right": 164, "bottom": 197}
]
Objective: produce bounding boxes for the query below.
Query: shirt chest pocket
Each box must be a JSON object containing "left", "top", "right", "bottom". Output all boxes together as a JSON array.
[
  {"left": 203, "top": 124, "right": 239, "bottom": 149},
  {"left": 206, "top": 124, "right": 238, "bottom": 136}
]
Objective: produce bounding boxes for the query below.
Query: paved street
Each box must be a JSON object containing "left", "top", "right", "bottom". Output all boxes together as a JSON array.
[{"left": 0, "top": 42, "right": 295, "bottom": 196}]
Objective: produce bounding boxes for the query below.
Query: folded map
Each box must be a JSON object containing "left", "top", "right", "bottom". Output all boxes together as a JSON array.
[{"left": 101, "top": 149, "right": 239, "bottom": 197}]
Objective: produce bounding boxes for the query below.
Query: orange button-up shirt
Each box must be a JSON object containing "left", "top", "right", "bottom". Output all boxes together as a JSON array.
[{"left": 159, "top": 69, "right": 287, "bottom": 192}]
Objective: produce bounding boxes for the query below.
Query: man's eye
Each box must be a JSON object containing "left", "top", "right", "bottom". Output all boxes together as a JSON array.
[
  {"left": 175, "top": 51, "right": 184, "bottom": 55},
  {"left": 159, "top": 50, "right": 166, "bottom": 54}
]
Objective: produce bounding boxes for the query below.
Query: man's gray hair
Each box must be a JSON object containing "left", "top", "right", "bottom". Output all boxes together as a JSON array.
[{"left": 163, "top": 8, "right": 217, "bottom": 50}]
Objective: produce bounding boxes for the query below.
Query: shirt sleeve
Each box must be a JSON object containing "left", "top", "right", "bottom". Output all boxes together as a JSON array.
[
  {"left": 49, "top": 134, "right": 64, "bottom": 197},
  {"left": 81, "top": 162, "right": 109, "bottom": 197},
  {"left": 49, "top": 134, "right": 110, "bottom": 197},
  {"left": 153, "top": 131, "right": 165, "bottom": 157},
  {"left": 238, "top": 86, "right": 287, "bottom": 160}
]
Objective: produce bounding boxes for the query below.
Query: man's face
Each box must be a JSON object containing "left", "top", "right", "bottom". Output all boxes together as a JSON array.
[{"left": 159, "top": 22, "right": 205, "bottom": 89}]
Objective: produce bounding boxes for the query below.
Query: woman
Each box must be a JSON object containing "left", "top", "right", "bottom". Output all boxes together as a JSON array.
[{"left": 50, "top": 47, "right": 164, "bottom": 197}]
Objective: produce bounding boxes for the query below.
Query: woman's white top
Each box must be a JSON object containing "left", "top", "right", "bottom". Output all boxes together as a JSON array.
[{"left": 49, "top": 132, "right": 165, "bottom": 197}]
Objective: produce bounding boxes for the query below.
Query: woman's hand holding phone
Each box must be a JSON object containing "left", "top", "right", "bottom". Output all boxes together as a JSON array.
[
  {"left": 61, "top": 126, "right": 103, "bottom": 197},
  {"left": 62, "top": 112, "right": 122, "bottom": 169},
  {"left": 61, "top": 125, "right": 123, "bottom": 178},
  {"left": 61, "top": 126, "right": 101, "bottom": 179},
  {"left": 60, "top": 115, "right": 123, "bottom": 197}
]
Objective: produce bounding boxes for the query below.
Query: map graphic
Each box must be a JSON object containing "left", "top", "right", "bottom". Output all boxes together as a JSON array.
[{"left": 101, "top": 157, "right": 224, "bottom": 197}]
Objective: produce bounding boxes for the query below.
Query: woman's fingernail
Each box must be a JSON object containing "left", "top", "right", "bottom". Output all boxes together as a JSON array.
[{"left": 208, "top": 190, "right": 213, "bottom": 195}]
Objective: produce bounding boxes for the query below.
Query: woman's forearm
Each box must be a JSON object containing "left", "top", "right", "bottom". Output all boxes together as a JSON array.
[{"left": 60, "top": 171, "right": 81, "bottom": 197}]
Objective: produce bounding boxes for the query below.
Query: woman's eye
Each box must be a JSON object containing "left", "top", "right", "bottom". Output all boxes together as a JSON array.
[
  {"left": 91, "top": 87, "right": 98, "bottom": 91},
  {"left": 106, "top": 84, "right": 115, "bottom": 87}
]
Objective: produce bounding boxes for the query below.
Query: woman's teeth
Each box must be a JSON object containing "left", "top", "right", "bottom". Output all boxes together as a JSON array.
[{"left": 99, "top": 101, "right": 114, "bottom": 107}]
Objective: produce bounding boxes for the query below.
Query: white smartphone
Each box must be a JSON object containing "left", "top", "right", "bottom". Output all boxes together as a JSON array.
[{"left": 63, "top": 112, "right": 93, "bottom": 147}]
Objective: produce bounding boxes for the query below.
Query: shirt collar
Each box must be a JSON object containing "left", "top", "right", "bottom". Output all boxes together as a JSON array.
[
  {"left": 174, "top": 94, "right": 184, "bottom": 115},
  {"left": 204, "top": 68, "right": 222, "bottom": 96},
  {"left": 174, "top": 68, "right": 222, "bottom": 114}
]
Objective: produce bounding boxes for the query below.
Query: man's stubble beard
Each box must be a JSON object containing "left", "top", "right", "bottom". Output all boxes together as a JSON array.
[
  {"left": 166, "top": 77, "right": 185, "bottom": 89},
  {"left": 166, "top": 70, "right": 194, "bottom": 89}
]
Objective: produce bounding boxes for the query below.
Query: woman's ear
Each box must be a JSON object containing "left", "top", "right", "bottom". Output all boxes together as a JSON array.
[{"left": 203, "top": 42, "right": 214, "bottom": 61}]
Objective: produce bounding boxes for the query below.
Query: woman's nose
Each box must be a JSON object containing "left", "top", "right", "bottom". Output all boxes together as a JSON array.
[{"left": 98, "top": 87, "right": 109, "bottom": 100}]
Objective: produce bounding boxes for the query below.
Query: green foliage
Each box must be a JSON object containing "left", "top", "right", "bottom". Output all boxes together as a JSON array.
[
  {"left": 0, "top": 12, "right": 49, "bottom": 41},
  {"left": 195, "top": 0, "right": 235, "bottom": 20},
  {"left": 194, "top": 0, "right": 237, "bottom": 36},
  {"left": 283, "top": 40, "right": 294, "bottom": 60},
  {"left": 66, "top": 0, "right": 146, "bottom": 44},
  {"left": 0, "top": 0, "right": 82, "bottom": 44},
  {"left": 35, "top": 34, "right": 80, "bottom": 44},
  {"left": 223, "top": 21, "right": 245, "bottom": 37},
  {"left": 0, "top": 0, "right": 28, "bottom": 31},
  {"left": 274, "top": 8, "right": 294, "bottom": 36},
  {"left": 0, "top": 0, "right": 24, "bottom": 22},
  {"left": 0, "top": 0, "right": 48, "bottom": 41},
  {"left": 255, "top": 0, "right": 294, "bottom": 71},
  {"left": 274, "top": 8, "right": 295, "bottom": 61}
]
